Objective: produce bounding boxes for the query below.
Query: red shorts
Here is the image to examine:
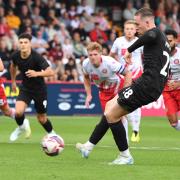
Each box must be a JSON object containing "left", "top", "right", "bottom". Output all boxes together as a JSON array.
[
  {"left": 0, "top": 83, "right": 7, "bottom": 107},
  {"left": 99, "top": 92, "right": 116, "bottom": 111},
  {"left": 162, "top": 89, "right": 180, "bottom": 116}
]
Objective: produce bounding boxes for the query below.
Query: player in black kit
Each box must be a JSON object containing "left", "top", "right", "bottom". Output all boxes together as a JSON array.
[
  {"left": 9, "top": 33, "right": 58, "bottom": 141},
  {"left": 76, "top": 8, "right": 170, "bottom": 165}
]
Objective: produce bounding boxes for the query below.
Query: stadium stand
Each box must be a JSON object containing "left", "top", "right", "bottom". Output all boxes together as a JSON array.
[{"left": 0, "top": 0, "right": 179, "bottom": 82}]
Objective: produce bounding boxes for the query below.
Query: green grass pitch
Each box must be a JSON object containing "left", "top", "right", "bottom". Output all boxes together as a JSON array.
[{"left": 0, "top": 116, "right": 180, "bottom": 180}]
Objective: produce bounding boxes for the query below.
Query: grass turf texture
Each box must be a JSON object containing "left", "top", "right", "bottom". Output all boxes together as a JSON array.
[{"left": 0, "top": 116, "right": 180, "bottom": 180}]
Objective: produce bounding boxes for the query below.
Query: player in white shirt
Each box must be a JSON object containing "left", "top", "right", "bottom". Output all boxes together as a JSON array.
[
  {"left": 76, "top": 42, "right": 132, "bottom": 159},
  {"left": 163, "top": 29, "right": 180, "bottom": 130},
  {"left": 110, "top": 20, "right": 143, "bottom": 142}
]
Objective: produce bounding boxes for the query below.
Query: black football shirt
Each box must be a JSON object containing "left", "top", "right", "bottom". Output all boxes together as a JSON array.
[{"left": 11, "top": 50, "right": 49, "bottom": 92}]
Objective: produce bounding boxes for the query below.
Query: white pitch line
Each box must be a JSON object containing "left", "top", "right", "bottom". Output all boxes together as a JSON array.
[{"left": 67, "top": 143, "right": 180, "bottom": 151}]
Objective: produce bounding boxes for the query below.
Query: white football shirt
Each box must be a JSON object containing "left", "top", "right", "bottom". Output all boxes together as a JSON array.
[
  {"left": 111, "top": 36, "right": 143, "bottom": 72},
  {"left": 169, "top": 47, "right": 180, "bottom": 81},
  {"left": 83, "top": 55, "right": 125, "bottom": 94}
]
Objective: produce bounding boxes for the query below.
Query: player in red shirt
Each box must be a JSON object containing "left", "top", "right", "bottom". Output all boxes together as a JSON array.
[
  {"left": 0, "top": 58, "right": 16, "bottom": 120},
  {"left": 163, "top": 29, "right": 180, "bottom": 129}
]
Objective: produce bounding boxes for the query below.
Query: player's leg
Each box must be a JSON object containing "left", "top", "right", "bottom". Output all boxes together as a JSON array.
[
  {"left": 127, "top": 108, "right": 141, "bottom": 142},
  {"left": 76, "top": 114, "right": 109, "bottom": 158},
  {"left": 105, "top": 95, "right": 133, "bottom": 165},
  {"left": 37, "top": 113, "right": 56, "bottom": 134},
  {"left": 34, "top": 91, "right": 56, "bottom": 135},
  {"left": 163, "top": 91, "right": 180, "bottom": 130},
  {"left": 10, "top": 100, "right": 31, "bottom": 141},
  {"left": 76, "top": 93, "right": 129, "bottom": 158},
  {"left": 0, "top": 84, "right": 15, "bottom": 119},
  {"left": 1, "top": 104, "right": 15, "bottom": 119},
  {"left": 76, "top": 95, "right": 109, "bottom": 158}
]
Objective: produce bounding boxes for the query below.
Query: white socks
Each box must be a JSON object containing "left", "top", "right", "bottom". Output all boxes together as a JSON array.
[
  {"left": 173, "top": 120, "right": 180, "bottom": 130},
  {"left": 127, "top": 108, "right": 141, "bottom": 132},
  {"left": 121, "top": 148, "right": 131, "bottom": 157},
  {"left": 84, "top": 141, "right": 95, "bottom": 151},
  {"left": 122, "top": 117, "right": 129, "bottom": 142}
]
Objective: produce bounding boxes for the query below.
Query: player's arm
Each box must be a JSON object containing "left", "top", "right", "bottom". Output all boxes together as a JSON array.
[
  {"left": 128, "top": 30, "right": 158, "bottom": 53},
  {"left": 167, "top": 80, "right": 180, "bottom": 90},
  {"left": 121, "top": 68, "right": 132, "bottom": 88},
  {"left": 109, "top": 52, "right": 119, "bottom": 61},
  {"left": 9, "top": 62, "right": 18, "bottom": 92},
  {"left": 83, "top": 73, "right": 92, "bottom": 108},
  {"left": 0, "top": 58, "right": 4, "bottom": 72},
  {"left": 125, "top": 30, "right": 158, "bottom": 64},
  {"left": 25, "top": 67, "right": 55, "bottom": 78}
]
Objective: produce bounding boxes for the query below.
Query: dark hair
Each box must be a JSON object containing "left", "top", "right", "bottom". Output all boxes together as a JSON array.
[
  {"left": 164, "top": 29, "right": 178, "bottom": 39},
  {"left": 18, "top": 33, "right": 32, "bottom": 41},
  {"left": 135, "top": 8, "right": 154, "bottom": 18}
]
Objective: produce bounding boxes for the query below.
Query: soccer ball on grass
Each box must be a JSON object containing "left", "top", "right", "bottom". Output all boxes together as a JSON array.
[{"left": 41, "top": 134, "right": 64, "bottom": 156}]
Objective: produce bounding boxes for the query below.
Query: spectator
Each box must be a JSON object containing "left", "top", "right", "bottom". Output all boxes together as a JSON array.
[
  {"left": 31, "top": 6, "right": 45, "bottom": 32},
  {"left": 89, "top": 22, "right": 108, "bottom": 43},
  {"left": 70, "top": 14, "right": 81, "bottom": 30},
  {"left": 62, "top": 37, "right": 74, "bottom": 60},
  {"left": 96, "top": 9, "right": 111, "bottom": 32},
  {"left": 72, "top": 31, "right": 87, "bottom": 59},
  {"left": 122, "top": 1, "right": 137, "bottom": 21},
  {"left": 0, "top": 17, "right": 10, "bottom": 36},
  {"left": 56, "top": 23, "right": 71, "bottom": 44},
  {"left": 31, "top": 29, "right": 49, "bottom": 54},
  {"left": 48, "top": 43, "right": 63, "bottom": 61},
  {"left": 63, "top": 57, "right": 79, "bottom": 82},
  {"left": 0, "top": 6, "right": 5, "bottom": 18},
  {"left": 5, "top": 8, "right": 21, "bottom": 32},
  {"left": 18, "top": 4, "right": 31, "bottom": 24},
  {"left": 73, "top": 21, "right": 88, "bottom": 42},
  {"left": 77, "top": 0, "right": 94, "bottom": 15}
]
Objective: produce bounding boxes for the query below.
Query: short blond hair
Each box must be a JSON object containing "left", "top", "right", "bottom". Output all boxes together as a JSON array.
[
  {"left": 86, "top": 42, "right": 102, "bottom": 53},
  {"left": 124, "top": 20, "right": 137, "bottom": 26}
]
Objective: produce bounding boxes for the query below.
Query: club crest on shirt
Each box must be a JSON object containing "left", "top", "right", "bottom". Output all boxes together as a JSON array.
[
  {"left": 102, "top": 69, "right": 107, "bottom": 74},
  {"left": 174, "top": 59, "right": 179, "bottom": 64}
]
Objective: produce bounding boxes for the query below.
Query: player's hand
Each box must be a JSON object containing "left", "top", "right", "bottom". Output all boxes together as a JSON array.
[
  {"left": 25, "top": 70, "right": 38, "bottom": 78},
  {"left": 85, "top": 94, "right": 92, "bottom": 108},
  {"left": 167, "top": 81, "right": 179, "bottom": 90},
  {"left": 11, "top": 82, "right": 17, "bottom": 93},
  {"left": 124, "top": 50, "right": 132, "bottom": 65}
]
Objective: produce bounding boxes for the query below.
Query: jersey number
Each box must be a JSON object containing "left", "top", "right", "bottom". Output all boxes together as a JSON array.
[
  {"left": 160, "top": 51, "right": 170, "bottom": 77},
  {"left": 123, "top": 87, "right": 133, "bottom": 99},
  {"left": 43, "top": 100, "right": 47, "bottom": 109}
]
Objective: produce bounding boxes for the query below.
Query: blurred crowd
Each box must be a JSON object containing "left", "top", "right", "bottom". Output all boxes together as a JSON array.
[{"left": 0, "top": 0, "right": 179, "bottom": 82}]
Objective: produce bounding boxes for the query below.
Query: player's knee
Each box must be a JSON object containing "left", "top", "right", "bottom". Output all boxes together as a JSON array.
[
  {"left": 3, "top": 110, "right": 11, "bottom": 117},
  {"left": 37, "top": 114, "right": 46, "bottom": 124},
  {"left": 15, "top": 111, "right": 24, "bottom": 117}
]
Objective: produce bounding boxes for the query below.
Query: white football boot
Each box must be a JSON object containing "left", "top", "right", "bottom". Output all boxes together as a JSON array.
[
  {"left": 10, "top": 119, "right": 31, "bottom": 141},
  {"left": 109, "top": 154, "right": 134, "bottom": 165},
  {"left": 76, "top": 143, "right": 91, "bottom": 158}
]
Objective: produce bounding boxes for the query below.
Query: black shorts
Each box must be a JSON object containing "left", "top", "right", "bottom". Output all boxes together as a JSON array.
[
  {"left": 17, "top": 88, "right": 47, "bottom": 114},
  {"left": 117, "top": 81, "right": 162, "bottom": 113}
]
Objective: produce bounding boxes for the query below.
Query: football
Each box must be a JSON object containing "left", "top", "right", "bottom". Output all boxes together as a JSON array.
[{"left": 41, "top": 134, "right": 64, "bottom": 156}]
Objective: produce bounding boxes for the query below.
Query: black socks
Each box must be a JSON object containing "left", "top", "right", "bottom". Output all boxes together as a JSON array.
[
  {"left": 109, "top": 120, "right": 128, "bottom": 151},
  {"left": 89, "top": 115, "right": 109, "bottom": 145},
  {"left": 42, "top": 119, "right": 53, "bottom": 133},
  {"left": 15, "top": 114, "right": 25, "bottom": 126}
]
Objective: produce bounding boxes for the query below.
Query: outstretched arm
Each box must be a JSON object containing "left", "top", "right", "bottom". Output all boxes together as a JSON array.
[
  {"left": 10, "top": 62, "right": 18, "bottom": 92},
  {"left": 128, "top": 29, "right": 157, "bottom": 53},
  {"left": 25, "top": 67, "right": 55, "bottom": 78},
  {"left": 83, "top": 73, "right": 92, "bottom": 108}
]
